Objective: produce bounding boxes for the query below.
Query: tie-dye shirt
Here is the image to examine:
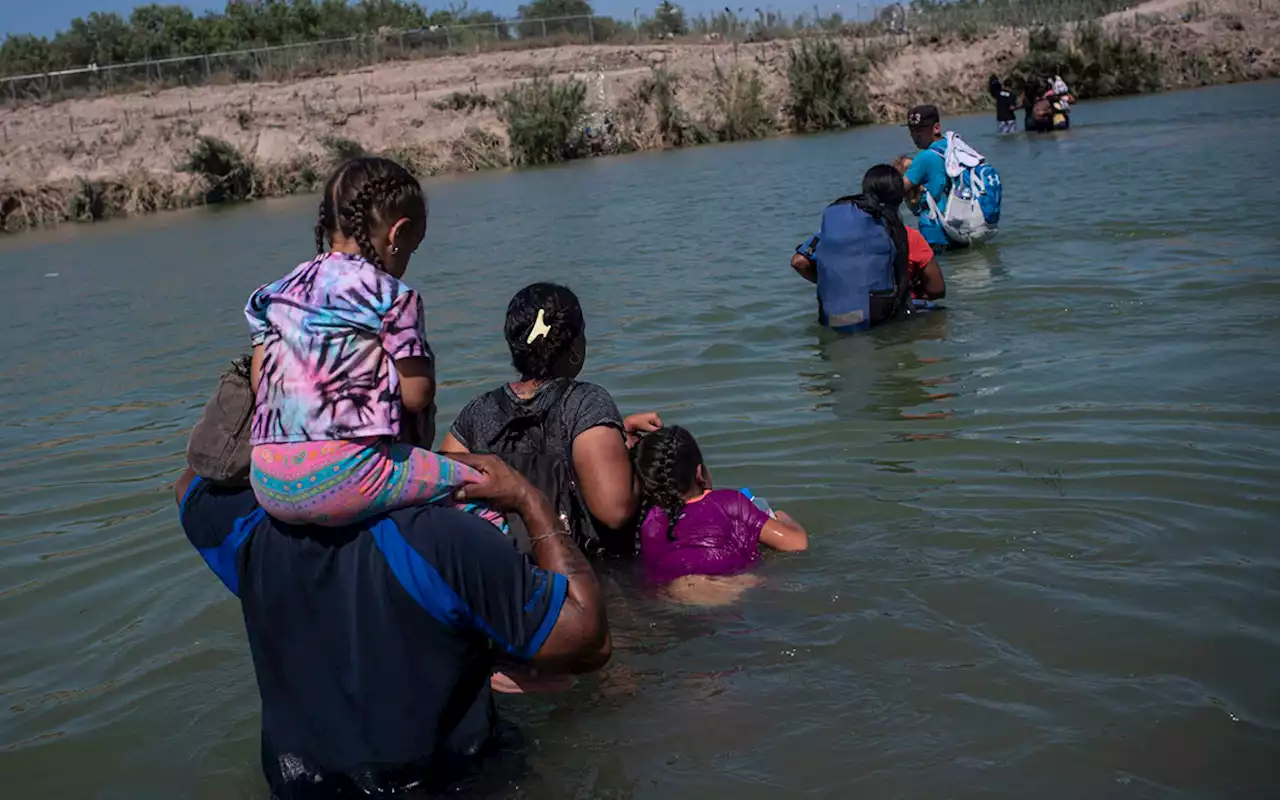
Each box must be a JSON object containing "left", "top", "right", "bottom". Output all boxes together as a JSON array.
[{"left": 246, "top": 252, "right": 431, "bottom": 445}]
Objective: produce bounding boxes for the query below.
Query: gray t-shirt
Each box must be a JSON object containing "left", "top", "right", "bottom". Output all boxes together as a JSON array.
[{"left": 450, "top": 379, "right": 625, "bottom": 463}]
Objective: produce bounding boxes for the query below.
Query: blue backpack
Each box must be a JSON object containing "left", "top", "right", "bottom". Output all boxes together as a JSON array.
[{"left": 801, "top": 198, "right": 905, "bottom": 333}]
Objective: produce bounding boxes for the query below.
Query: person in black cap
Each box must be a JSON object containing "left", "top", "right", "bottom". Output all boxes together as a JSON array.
[{"left": 900, "top": 104, "right": 952, "bottom": 250}]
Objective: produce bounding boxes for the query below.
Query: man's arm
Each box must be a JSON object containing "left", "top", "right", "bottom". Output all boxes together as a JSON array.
[{"left": 454, "top": 454, "right": 610, "bottom": 673}]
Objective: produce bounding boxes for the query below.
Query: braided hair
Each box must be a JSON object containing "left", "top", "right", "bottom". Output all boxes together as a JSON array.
[
  {"left": 504, "top": 283, "right": 586, "bottom": 380},
  {"left": 314, "top": 156, "right": 427, "bottom": 270},
  {"left": 632, "top": 426, "right": 704, "bottom": 540}
]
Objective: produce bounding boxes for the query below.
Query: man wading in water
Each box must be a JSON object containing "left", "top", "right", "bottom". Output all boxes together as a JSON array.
[{"left": 176, "top": 361, "right": 611, "bottom": 797}]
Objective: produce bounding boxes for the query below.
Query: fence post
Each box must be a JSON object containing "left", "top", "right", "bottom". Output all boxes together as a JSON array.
[
  {"left": 203, "top": 54, "right": 211, "bottom": 80},
  {"left": 446, "top": 27, "right": 453, "bottom": 49},
  {"left": 589, "top": 16, "right": 595, "bottom": 43},
  {"left": 542, "top": 19, "right": 548, "bottom": 38}
]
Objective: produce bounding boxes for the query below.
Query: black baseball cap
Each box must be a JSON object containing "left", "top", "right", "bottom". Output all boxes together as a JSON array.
[{"left": 905, "top": 104, "right": 940, "bottom": 128}]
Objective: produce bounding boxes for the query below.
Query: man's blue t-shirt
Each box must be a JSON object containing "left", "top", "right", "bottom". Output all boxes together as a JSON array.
[
  {"left": 179, "top": 478, "right": 567, "bottom": 798},
  {"left": 905, "top": 140, "right": 950, "bottom": 248}
]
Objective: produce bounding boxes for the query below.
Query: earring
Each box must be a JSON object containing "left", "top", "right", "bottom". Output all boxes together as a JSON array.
[{"left": 391, "top": 245, "right": 400, "bottom": 255}]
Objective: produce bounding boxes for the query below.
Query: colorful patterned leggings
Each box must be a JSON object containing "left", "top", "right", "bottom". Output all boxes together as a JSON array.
[{"left": 250, "top": 437, "right": 506, "bottom": 530}]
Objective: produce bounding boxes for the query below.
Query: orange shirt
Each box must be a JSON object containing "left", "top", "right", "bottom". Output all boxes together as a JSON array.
[{"left": 906, "top": 226, "right": 934, "bottom": 280}]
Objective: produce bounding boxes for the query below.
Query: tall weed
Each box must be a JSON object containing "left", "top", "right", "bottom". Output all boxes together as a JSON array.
[
  {"left": 181, "top": 136, "right": 258, "bottom": 203},
  {"left": 706, "top": 62, "right": 775, "bottom": 142},
  {"left": 637, "top": 67, "right": 710, "bottom": 148},
  {"left": 786, "top": 39, "right": 870, "bottom": 132},
  {"left": 500, "top": 73, "right": 588, "bottom": 165}
]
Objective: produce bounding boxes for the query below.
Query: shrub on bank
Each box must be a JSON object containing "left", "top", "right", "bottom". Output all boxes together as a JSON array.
[
  {"left": 319, "top": 135, "right": 367, "bottom": 164},
  {"left": 706, "top": 62, "right": 775, "bottom": 142},
  {"left": 431, "top": 90, "right": 494, "bottom": 113},
  {"left": 1010, "top": 23, "right": 1162, "bottom": 99},
  {"left": 450, "top": 127, "right": 510, "bottom": 171},
  {"left": 500, "top": 73, "right": 589, "bottom": 165},
  {"left": 637, "top": 67, "right": 710, "bottom": 148},
  {"left": 181, "top": 136, "right": 259, "bottom": 204},
  {"left": 786, "top": 39, "right": 871, "bottom": 132}
]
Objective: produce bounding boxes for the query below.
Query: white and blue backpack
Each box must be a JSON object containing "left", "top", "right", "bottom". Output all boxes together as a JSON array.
[{"left": 924, "top": 132, "right": 1002, "bottom": 245}]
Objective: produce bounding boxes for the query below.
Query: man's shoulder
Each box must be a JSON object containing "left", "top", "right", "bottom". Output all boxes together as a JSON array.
[
  {"left": 386, "top": 504, "right": 519, "bottom": 563},
  {"left": 180, "top": 477, "right": 265, "bottom": 548}
]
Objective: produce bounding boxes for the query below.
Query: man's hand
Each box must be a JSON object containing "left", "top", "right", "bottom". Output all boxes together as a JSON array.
[
  {"left": 450, "top": 453, "right": 535, "bottom": 512},
  {"left": 623, "top": 411, "right": 663, "bottom": 448}
]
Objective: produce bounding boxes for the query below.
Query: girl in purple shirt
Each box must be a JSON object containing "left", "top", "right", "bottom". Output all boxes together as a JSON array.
[{"left": 634, "top": 427, "right": 808, "bottom": 584}]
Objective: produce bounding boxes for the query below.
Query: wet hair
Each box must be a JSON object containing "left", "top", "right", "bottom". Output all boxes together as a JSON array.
[
  {"left": 844, "top": 164, "right": 912, "bottom": 318},
  {"left": 314, "top": 156, "right": 426, "bottom": 270},
  {"left": 633, "top": 426, "right": 704, "bottom": 539},
  {"left": 504, "top": 283, "right": 586, "bottom": 380},
  {"left": 988, "top": 75, "right": 1003, "bottom": 98}
]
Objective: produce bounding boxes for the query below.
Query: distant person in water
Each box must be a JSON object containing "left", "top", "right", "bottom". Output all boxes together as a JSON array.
[
  {"left": 245, "top": 156, "right": 502, "bottom": 530},
  {"left": 989, "top": 76, "right": 1020, "bottom": 135},
  {"left": 634, "top": 426, "right": 807, "bottom": 585}
]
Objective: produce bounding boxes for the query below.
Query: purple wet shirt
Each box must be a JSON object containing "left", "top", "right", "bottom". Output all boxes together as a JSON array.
[{"left": 639, "top": 489, "right": 771, "bottom": 583}]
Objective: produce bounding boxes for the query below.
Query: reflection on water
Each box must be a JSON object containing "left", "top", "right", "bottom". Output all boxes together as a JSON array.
[{"left": 1, "top": 82, "right": 1280, "bottom": 798}]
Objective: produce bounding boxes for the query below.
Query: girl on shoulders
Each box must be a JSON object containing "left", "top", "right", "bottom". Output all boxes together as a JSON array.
[{"left": 246, "top": 156, "right": 500, "bottom": 528}]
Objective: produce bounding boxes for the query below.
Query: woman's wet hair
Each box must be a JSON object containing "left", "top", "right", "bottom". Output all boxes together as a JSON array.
[
  {"left": 989, "top": 75, "right": 1003, "bottom": 97},
  {"left": 856, "top": 164, "right": 912, "bottom": 315},
  {"left": 315, "top": 156, "right": 426, "bottom": 269},
  {"left": 504, "top": 283, "right": 586, "bottom": 380},
  {"left": 633, "top": 426, "right": 704, "bottom": 539}
]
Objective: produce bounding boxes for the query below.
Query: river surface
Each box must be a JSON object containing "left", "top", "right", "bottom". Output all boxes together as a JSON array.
[{"left": 2, "top": 81, "right": 1279, "bottom": 798}]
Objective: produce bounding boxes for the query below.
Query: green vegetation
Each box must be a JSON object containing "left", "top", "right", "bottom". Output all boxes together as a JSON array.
[
  {"left": 636, "top": 67, "right": 708, "bottom": 148},
  {"left": 431, "top": 89, "right": 493, "bottom": 113},
  {"left": 786, "top": 39, "right": 871, "bottom": 133},
  {"left": 181, "top": 136, "right": 258, "bottom": 203},
  {"left": 318, "top": 134, "right": 366, "bottom": 164},
  {"left": 499, "top": 73, "right": 588, "bottom": 165},
  {"left": 641, "top": 1, "right": 688, "bottom": 39},
  {"left": 1010, "top": 23, "right": 1162, "bottom": 100},
  {"left": 0, "top": 1, "right": 504, "bottom": 77},
  {"left": 705, "top": 62, "right": 774, "bottom": 142}
]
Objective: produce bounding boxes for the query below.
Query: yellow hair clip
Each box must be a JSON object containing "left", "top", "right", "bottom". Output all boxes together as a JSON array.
[{"left": 526, "top": 308, "right": 552, "bottom": 344}]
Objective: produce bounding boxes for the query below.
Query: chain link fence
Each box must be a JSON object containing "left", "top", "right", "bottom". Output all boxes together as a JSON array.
[{"left": 0, "top": 2, "right": 1161, "bottom": 105}]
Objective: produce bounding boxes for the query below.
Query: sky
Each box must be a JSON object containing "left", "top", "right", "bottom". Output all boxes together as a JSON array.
[{"left": 2, "top": 0, "right": 888, "bottom": 38}]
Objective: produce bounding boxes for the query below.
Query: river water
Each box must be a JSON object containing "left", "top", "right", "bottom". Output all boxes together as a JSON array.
[{"left": 2, "top": 81, "right": 1279, "bottom": 798}]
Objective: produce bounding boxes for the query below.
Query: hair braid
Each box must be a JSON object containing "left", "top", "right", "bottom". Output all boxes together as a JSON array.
[
  {"left": 634, "top": 426, "right": 704, "bottom": 541},
  {"left": 653, "top": 432, "right": 685, "bottom": 539},
  {"left": 348, "top": 176, "right": 389, "bottom": 268},
  {"left": 314, "top": 195, "right": 330, "bottom": 255}
]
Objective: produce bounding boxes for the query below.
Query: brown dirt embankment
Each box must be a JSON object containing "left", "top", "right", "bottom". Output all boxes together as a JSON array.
[{"left": 1, "top": 0, "right": 1277, "bottom": 232}]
